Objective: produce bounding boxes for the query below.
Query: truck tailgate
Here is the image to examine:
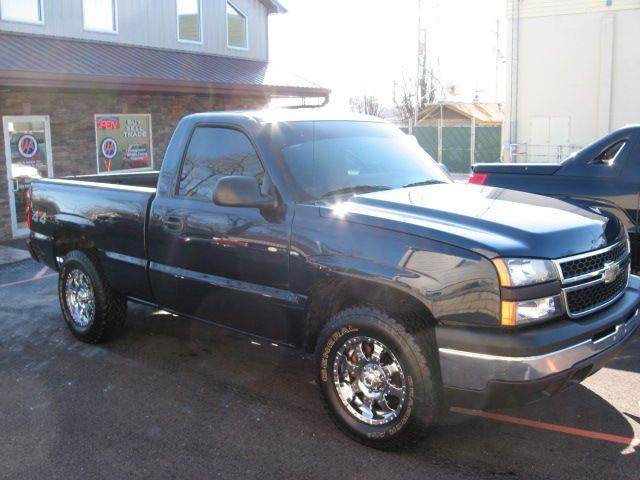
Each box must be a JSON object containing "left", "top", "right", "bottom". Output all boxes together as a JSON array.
[{"left": 472, "top": 163, "right": 562, "bottom": 175}]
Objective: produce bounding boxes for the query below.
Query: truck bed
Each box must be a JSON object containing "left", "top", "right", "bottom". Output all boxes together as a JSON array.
[
  {"left": 29, "top": 174, "right": 157, "bottom": 301},
  {"left": 64, "top": 170, "right": 160, "bottom": 188}
]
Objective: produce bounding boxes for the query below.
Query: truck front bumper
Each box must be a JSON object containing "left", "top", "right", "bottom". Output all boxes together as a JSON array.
[{"left": 438, "top": 275, "right": 640, "bottom": 409}]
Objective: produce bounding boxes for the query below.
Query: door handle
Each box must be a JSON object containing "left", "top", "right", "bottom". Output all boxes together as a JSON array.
[{"left": 162, "top": 215, "right": 184, "bottom": 232}]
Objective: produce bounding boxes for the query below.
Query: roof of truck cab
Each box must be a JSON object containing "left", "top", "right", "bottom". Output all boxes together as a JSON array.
[{"left": 189, "top": 109, "right": 387, "bottom": 124}]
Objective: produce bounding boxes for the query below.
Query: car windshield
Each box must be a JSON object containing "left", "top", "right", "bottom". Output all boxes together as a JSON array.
[{"left": 267, "top": 120, "right": 451, "bottom": 200}]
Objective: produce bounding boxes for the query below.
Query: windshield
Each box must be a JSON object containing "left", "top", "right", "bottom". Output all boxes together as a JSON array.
[{"left": 267, "top": 121, "right": 451, "bottom": 200}]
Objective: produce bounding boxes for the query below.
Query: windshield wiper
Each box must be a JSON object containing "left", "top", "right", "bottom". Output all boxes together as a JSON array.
[
  {"left": 402, "top": 180, "right": 446, "bottom": 188},
  {"left": 321, "top": 185, "right": 392, "bottom": 198}
]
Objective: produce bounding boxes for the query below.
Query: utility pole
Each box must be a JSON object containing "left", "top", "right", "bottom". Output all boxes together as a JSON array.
[
  {"left": 493, "top": 17, "right": 502, "bottom": 103},
  {"left": 415, "top": 0, "right": 423, "bottom": 128}
]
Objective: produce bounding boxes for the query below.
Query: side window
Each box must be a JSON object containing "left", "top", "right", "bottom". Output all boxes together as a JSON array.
[
  {"left": 592, "top": 140, "right": 625, "bottom": 165},
  {"left": 226, "top": 1, "right": 248, "bottom": 50},
  {"left": 177, "top": 127, "right": 264, "bottom": 201}
]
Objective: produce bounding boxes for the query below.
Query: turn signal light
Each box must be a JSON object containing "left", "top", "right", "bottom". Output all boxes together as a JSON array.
[
  {"left": 500, "top": 301, "right": 517, "bottom": 326},
  {"left": 500, "top": 296, "right": 562, "bottom": 327},
  {"left": 468, "top": 173, "right": 488, "bottom": 185},
  {"left": 492, "top": 258, "right": 512, "bottom": 287}
]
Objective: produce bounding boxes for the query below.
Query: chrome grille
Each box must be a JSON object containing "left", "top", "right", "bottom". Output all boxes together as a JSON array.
[
  {"left": 555, "top": 241, "right": 630, "bottom": 318},
  {"left": 560, "top": 242, "right": 627, "bottom": 280},
  {"left": 565, "top": 260, "right": 629, "bottom": 316}
]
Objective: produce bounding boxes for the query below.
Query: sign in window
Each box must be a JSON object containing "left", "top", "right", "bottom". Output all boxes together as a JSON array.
[{"left": 94, "top": 114, "right": 153, "bottom": 173}]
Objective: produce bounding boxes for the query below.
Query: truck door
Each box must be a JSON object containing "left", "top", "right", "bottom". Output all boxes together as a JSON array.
[{"left": 147, "top": 126, "right": 295, "bottom": 343}]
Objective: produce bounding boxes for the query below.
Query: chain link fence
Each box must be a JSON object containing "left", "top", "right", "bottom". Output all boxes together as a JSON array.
[
  {"left": 507, "top": 143, "right": 582, "bottom": 163},
  {"left": 406, "top": 124, "right": 502, "bottom": 173}
]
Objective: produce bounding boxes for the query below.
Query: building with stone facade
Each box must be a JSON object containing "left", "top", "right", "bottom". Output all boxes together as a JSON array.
[{"left": 0, "top": 0, "right": 328, "bottom": 240}]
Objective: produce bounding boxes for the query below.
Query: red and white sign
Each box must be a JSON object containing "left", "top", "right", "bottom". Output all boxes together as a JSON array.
[
  {"left": 101, "top": 138, "right": 118, "bottom": 159},
  {"left": 96, "top": 116, "right": 120, "bottom": 130},
  {"left": 17, "top": 134, "right": 38, "bottom": 159}
]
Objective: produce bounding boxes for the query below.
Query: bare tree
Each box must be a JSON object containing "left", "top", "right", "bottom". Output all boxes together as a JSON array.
[
  {"left": 393, "top": 10, "right": 445, "bottom": 125},
  {"left": 348, "top": 94, "right": 383, "bottom": 117}
]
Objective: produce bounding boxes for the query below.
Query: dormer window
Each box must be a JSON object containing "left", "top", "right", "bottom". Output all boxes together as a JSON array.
[
  {"left": 0, "top": 0, "right": 44, "bottom": 24},
  {"left": 226, "top": 1, "right": 248, "bottom": 50},
  {"left": 83, "top": 0, "right": 117, "bottom": 34},
  {"left": 177, "top": 0, "right": 202, "bottom": 43}
]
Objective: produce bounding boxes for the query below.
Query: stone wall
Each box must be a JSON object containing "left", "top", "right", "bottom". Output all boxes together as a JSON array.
[{"left": 0, "top": 88, "right": 268, "bottom": 241}]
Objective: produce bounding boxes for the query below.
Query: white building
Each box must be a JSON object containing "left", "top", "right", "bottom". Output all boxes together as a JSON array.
[{"left": 503, "top": 0, "right": 640, "bottom": 163}]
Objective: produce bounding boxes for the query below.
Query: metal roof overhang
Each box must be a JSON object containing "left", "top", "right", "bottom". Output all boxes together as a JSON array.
[{"left": 0, "top": 70, "right": 329, "bottom": 100}]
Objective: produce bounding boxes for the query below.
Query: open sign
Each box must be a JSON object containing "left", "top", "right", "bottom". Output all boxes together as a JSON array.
[{"left": 96, "top": 117, "right": 120, "bottom": 130}]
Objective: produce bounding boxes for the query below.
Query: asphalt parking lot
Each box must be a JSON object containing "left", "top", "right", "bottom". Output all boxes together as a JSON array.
[{"left": 1, "top": 258, "right": 639, "bottom": 479}]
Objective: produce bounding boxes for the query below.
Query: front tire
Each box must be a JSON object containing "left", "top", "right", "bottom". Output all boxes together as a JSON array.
[
  {"left": 316, "top": 307, "right": 443, "bottom": 449},
  {"left": 58, "top": 250, "right": 127, "bottom": 343}
]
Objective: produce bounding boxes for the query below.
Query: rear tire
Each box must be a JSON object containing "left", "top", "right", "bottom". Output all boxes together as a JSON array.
[
  {"left": 58, "top": 250, "right": 127, "bottom": 343},
  {"left": 316, "top": 306, "right": 443, "bottom": 450}
]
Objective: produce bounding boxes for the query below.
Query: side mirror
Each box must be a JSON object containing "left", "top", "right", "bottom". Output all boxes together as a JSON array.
[{"left": 213, "top": 176, "right": 276, "bottom": 209}]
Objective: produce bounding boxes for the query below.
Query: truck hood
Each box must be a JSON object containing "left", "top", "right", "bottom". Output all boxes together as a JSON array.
[{"left": 321, "top": 184, "right": 622, "bottom": 259}]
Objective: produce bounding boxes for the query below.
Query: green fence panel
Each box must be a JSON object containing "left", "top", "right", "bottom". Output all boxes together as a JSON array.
[
  {"left": 442, "top": 126, "right": 471, "bottom": 173},
  {"left": 474, "top": 125, "right": 501, "bottom": 163},
  {"left": 412, "top": 126, "right": 438, "bottom": 159},
  {"left": 402, "top": 124, "right": 501, "bottom": 170}
]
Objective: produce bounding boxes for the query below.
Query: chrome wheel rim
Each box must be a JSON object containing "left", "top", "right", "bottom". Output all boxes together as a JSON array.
[
  {"left": 332, "top": 336, "right": 407, "bottom": 426},
  {"left": 65, "top": 269, "right": 95, "bottom": 327}
]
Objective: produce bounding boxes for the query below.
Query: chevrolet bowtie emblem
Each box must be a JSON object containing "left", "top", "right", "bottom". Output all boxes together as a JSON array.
[{"left": 602, "top": 261, "right": 620, "bottom": 284}]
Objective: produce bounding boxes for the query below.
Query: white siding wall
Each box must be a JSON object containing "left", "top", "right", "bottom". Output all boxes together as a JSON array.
[
  {"left": 504, "top": 3, "right": 640, "bottom": 162},
  {"left": 0, "top": 0, "right": 269, "bottom": 61},
  {"left": 507, "top": 0, "right": 640, "bottom": 18}
]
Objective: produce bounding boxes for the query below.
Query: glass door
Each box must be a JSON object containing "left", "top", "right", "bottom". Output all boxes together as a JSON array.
[{"left": 3, "top": 116, "right": 53, "bottom": 237}]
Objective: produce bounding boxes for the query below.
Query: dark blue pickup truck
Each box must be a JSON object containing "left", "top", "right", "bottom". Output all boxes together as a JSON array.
[
  {"left": 27, "top": 110, "right": 639, "bottom": 449},
  {"left": 471, "top": 125, "right": 640, "bottom": 271}
]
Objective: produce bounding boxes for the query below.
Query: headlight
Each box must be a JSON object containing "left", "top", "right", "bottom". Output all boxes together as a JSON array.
[
  {"left": 501, "top": 295, "right": 563, "bottom": 326},
  {"left": 493, "top": 258, "right": 561, "bottom": 326},
  {"left": 492, "top": 258, "right": 557, "bottom": 287}
]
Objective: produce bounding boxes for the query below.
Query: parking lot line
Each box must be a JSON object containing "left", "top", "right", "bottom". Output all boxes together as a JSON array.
[
  {"left": 0, "top": 273, "right": 56, "bottom": 289},
  {"left": 33, "top": 265, "right": 49, "bottom": 279},
  {"left": 451, "top": 406, "right": 640, "bottom": 447}
]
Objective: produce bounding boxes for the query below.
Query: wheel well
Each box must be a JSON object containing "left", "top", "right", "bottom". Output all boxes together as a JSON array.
[
  {"left": 303, "top": 278, "right": 435, "bottom": 353},
  {"left": 53, "top": 233, "right": 96, "bottom": 259}
]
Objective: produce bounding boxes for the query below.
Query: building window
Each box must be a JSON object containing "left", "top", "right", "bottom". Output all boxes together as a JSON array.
[
  {"left": 177, "top": 0, "right": 202, "bottom": 43},
  {"left": 83, "top": 0, "right": 117, "bottom": 33},
  {"left": 95, "top": 114, "right": 153, "bottom": 173},
  {"left": 0, "top": 0, "right": 44, "bottom": 24},
  {"left": 226, "top": 1, "right": 248, "bottom": 50}
]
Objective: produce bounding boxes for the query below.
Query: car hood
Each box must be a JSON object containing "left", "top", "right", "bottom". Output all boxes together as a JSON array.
[{"left": 320, "top": 183, "right": 622, "bottom": 259}]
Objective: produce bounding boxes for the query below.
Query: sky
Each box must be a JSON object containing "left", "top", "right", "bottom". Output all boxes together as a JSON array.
[{"left": 269, "top": 0, "right": 507, "bottom": 111}]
